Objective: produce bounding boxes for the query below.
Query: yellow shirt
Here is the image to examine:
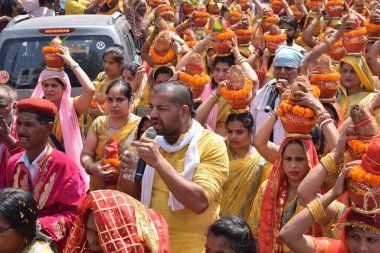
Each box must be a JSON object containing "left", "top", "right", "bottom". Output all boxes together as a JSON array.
[
  {"left": 150, "top": 129, "right": 229, "bottom": 253},
  {"left": 65, "top": 0, "right": 88, "bottom": 14}
]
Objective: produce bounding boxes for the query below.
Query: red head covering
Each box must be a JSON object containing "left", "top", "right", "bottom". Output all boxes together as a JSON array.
[
  {"left": 361, "top": 137, "right": 380, "bottom": 175},
  {"left": 64, "top": 190, "right": 170, "bottom": 253},
  {"left": 259, "top": 137, "right": 320, "bottom": 253},
  {"left": 16, "top": 98, "right": 57, "bottom": 118}
]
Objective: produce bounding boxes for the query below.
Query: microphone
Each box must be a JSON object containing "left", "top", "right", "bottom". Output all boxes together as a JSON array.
[
  {"left": 264, "top": 87, "right": 279, "bottom": 113},
  {"left": 134, "top": 128, "right": 157, "bottom": 182}
]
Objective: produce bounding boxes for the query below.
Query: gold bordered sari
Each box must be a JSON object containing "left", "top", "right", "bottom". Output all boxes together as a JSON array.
[
  {"left": 220, "top": 145, "right": 272, "bottom": 220},
  {"left": 88, "top": 114, "right": 140, "bottom": 191}
]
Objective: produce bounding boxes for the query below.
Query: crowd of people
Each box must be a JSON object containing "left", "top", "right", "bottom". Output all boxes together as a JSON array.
[{"left": 1, "top": 0, "right": 380, "bottom": 252}]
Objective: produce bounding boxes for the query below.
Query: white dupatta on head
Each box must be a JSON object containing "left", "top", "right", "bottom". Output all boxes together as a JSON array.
[{"left": 141, "top": 120, "right": 204, "bottom": 211}]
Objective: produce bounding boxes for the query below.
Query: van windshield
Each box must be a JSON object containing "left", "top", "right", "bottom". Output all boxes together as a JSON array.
[{"left": 0, "top": 35, "right": 114, "bottom": 89}]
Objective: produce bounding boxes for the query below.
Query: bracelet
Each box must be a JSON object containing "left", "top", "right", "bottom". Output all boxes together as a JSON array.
[
  {"left": 70, "top": 62, "right": 80, "bottom": 70},
  {"left": 84, "top": 163, "right": 93, "bottom": 175},
  {"left": 307, "top": 198, "right": 326, "bottom": 222},
  {"left": 323, "top": 38, "right": 333, "bottom": 48},
  {"left": 320, "top": 118, "right": 334, "bottom": 128},
  {"left": 211, "top": 92, "right": 219, "bottom": 103},
  {"left": 310, "top": 18, "right": 319, "bottom": 26},
  {"left": 320, "top": 153, "right": 336, "bottom": 176},
  {"left": 317, "top": 111, "right": 331, "bottom": 125},
  {"left": 193, "top": 41, "right": 204, "bottom": 54},
  {"left": 265, "top": 72, "right": 274, "bottom": 79},
  {"left": 270, "top": 110, "right": 278, "bottom": 121}
]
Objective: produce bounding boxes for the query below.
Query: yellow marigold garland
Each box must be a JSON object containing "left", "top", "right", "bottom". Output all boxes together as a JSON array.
[
  {"left": 310, "top": 72, "right": 341, "bottom": 82},
  {"left": 102, "top": 158, "right": 121, "bottom": 168},
  {"left": 343, "top": 27, "right": 367, "bottom": 37},
  {"left": 348, "top": 165, "right": 380, "bottom": 188},
  {"left": 178, "top": 72, "right": 210, "bottom": 87},
  {"left": 149, "top": 47, "right": 175, "bottom": 65},
  {"left": 264, "top": 33, "right": 287, "bottom": 42},
  {"left": 213, "top": 30, "right": 235, "bottom": 40},
  {"left": 364, "top": 19, "right": 380, "bottom": 32},
  {"left": 347, "top": 139, "right": 370, "bottom": 155},
  {"left": 220, "top": 80, "right": 253, "bottom": 99}
]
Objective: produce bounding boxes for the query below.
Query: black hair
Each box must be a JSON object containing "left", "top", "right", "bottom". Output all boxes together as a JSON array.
[
  {"left": 225, "top": 112, "right": 254, "bottom": 132},
  {"left": 153, "top": 66, "right": 174, "bottom": 82},
  {"left": 122, "top": 62, "right": 140, "bottom": 77},
  {"left": 39, "top": 0, "right": 53, "bottom": 6},
  {"left": 279, "top": 15, "right": 298, "bottom": 31},
  {"left": 43, "top": 77, "right": 65, "bottom": 87},
  {"left": 281, "top": 138, "right": 304, "bottom": 156},
  {"left": 322, "top": 103, "right": 339, "bottom": 123},
  {"left": 152, "top": 80, "right": 195, "bottom": 118},
  {"left": 310, "top": 125, "right": 325, "bottom": 158},
  {"left": 103, "top": 44, "right": 125, "bottom": 65},
  {"left": 36, "top": 114, "right": 55, "bottom": 125},
  {"left": 207, "top": 216, "right": 257, "bottom": 253},
  {"left": 0, "top": 0, "right": 15, "bottom": 16},
  {"left": 105, "top": 79, "right": 133, "bottom": 100},
  {"left": 211, "top": 54, "right": 235, "bottom": 89},
  {"left": 0, "top": 188, "right": 38, "bottom": 242}
]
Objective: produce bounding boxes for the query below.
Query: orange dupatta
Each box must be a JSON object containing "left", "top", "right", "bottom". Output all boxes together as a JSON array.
[{"left": 259, "top": 137, "right": 320, "bottom": 253}]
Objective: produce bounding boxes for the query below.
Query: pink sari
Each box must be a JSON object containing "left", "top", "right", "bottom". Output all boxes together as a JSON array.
[
  {"left": 200, "top": 83, "right": 218, "bottom": 131},
  {"left": 31, "top": 69, "right": 88, "bottom": 188}
]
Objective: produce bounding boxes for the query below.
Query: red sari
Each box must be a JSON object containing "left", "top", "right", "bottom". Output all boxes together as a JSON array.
[
  {"left": 259, "top": 137, "right": 320, "bottom": 253},
  {"left": 64, "top": 190, "right": 170, "bottom": 253}
]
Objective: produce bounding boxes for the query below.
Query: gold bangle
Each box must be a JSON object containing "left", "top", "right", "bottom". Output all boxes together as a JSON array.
[
  {"left": 310, "top": 18, "right": 319, "bottom": 26},
  {"left": 320, "top": 153, "right": 336, "bottom": 175},
  {"left": 270, "top": 110, "right": 278, "bottom": 121},
  {"left": 265, "top": 72, "right": 274, "bottom": 79},
  {"left": 307, "top": 198, "right": 326, "bottom": 222},
  {"left": 211, "top": 92, "right": 219, "bottom": 103}
]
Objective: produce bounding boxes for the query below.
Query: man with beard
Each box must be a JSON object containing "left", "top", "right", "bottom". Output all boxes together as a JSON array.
[
  {"left": 250, "top": 46, "right": 304, "bottom": 145},
  {"left": 0, "top": 84, "right": 21, "bottom": 188},
  {"left": 4, "top": 98, "right": 86, "bottom": 252},
  {"left": 119, "top": 81, "right": 229, "bottom": 253},
  {"left": 279, "top": 16, "right": 306, "bottom": 55}
]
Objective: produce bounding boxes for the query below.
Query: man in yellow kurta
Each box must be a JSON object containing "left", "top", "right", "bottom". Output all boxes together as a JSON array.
[
  {"left": 120, "top": 81, "right": 229, "bottom": 253},
  {"left": 65, "top": 0, "right": 101, "bottom": 14}
]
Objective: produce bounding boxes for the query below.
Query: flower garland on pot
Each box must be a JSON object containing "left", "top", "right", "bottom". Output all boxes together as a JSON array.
[
  {"left": 148, "top": 0, "right": 162, "bottom": 9},
  {"left": 325, "top": 0, "right": 344, "bottom": 18},
  {"left": 346, "top": 137, "right": 380, "bottom": 214},
  {"left": 346, "top": 105, "right": 379, "bottom": 160},
  {"left": 42, "top": 36, "right": 65, "bottom": 71},
  {"left": 229, "top": 10, "right": 244, "bottom": 25},
  {"left": 220, "top": 65, "right": 254, "bottom": 111},
  {"left": 193, "top": 11, "right": 210, "bottom": 28},
  {"left": 342, "top": 14, "right": 367, "bottom": 53},
  {"left": 234, "top": 28, "right": 254, "bottom": 46},
  {"left": 178, "top": 52, "right": 210, "bottom": 99},
  {"left": 364, "top": 9, "right": 380, "bottom": 37},
  {"left": 261, "top": 9, "right": 279, "bottom": 32},
  {"left": 290, "top": 5, "right": 304, "bottom": 21},
  {"left": 156, "top": 5, "right": 175, "bottom": 22},
  {"left": 277, "top": 76, "right": 320, "bottom": 134},
  {"left": 210, "top": 16, "right": 234, "bottom": 56},
  {"left": 264, "top": 25, "right": 287, "bottom": 55},
  {"left": 309, "top": 54, "right": 340, "bottom": 100},
  {"left": 306, "top": 0, "right": 323, "bottom": 11},
  {"left": 149, "top": 31, "right": 175, "bottom": 65},
  {"left": 101, "top": 139, "right": 121, "bottom": 184},
  {"left": 238, "top": 0, "right": 250, "bottom": 12}
]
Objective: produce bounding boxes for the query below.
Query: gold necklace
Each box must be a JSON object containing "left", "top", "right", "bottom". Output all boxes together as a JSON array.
[
  {"left": 109, "top": 116, "right": 130, "bottom": 129},
  {"left": 231, "top": 146, "right": 252, "bottom": 160}
]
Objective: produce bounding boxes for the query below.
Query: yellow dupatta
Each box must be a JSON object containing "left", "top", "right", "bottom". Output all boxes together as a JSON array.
[
  {"left": 337, "top": 55, "right": 376, "bottom": 118},
  {"left": 220, "top": 146, "right": 271, "bottom": 220}
]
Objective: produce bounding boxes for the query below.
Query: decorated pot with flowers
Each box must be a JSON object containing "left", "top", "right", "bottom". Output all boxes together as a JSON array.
[
  {"left": 183, "top": 0, "right": 197, "bottom": 16},
  {"left": 306, "top": 0, "right": 322, "bottom": 11},
  {"left": 347, "top": 105, "right": 379, "bottom": 160},
  {"left": 100, "top": 139, "right": 121, "bottom": 185},
  {"left": 347, "top": 137, "right": 380, "bottom": 213},
  {"left": 364, "top": 10, "right": 380, "bottom": 37},
  {"left": 208, "top": 0, "right": 222, "bottom": 15},
  {"left": 149, "top": 31, "right": 175, "bottom": 65},
  {"left": 239, "top": 0, "right": 250, "bottom": 12},
  {"left": 264, "top": 25, "right": 287, "bottom": 54},
  {"left": 210, "top": 17, "right": 234, "bottom": 55},
  {"left": 310, "top": 55, "right": 341, "bottom": 99},
  {"left": 235, "top": 28, "right": 254, "bottom": 45},
  {"left": 328, "top": 39, "right": 346, "bottom": 60},
  {"left": 342, "top": 19, "right": 367, "bottom": 53},
  {"left": 179, "top": 53, "right": 210, "bottom": 99},
  {"left": 229, "top": 10, "right": 243, "bottom": 25},
  {"left": 156, "top": 5, "right": 175, "bottom": 21},
  {"left": 290, "top": 5, "right": 304, "bottom": 21},
  {"left": 42, "top": 36, "right": 65, "bottom": 70},
  {"left": 277, "top": 77, "right": 320, "bottom": 134},
  {"left": 353, "top": 0, "right": 368, "bottom": 17},
  {"left": 193, "top": 11, "right": 210, "bottom": 28},
  {"left": 270, "top": 0, "right": 283, "bottom": 14},
  {"left": 325, "top": 0, "right": 344, "bottom": 18},
  {"left": 220, "top": 65, "right": 253, "bottom": 110},
  {"left": 261, "top": 8, "right": 279, "bottom": 32}
]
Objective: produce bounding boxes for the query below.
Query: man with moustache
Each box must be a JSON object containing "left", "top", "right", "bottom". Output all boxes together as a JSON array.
[
  {"left": 119, "top": 81, "right": 229, "bottom": 253},
  {"left": 250, "top": 45, "right": 304, "bottom": 145},
  {"left": 0, "top": 84, "right": 21, "bottom": 187},
  {"left": 4, "top": 98, "right": 86, "bottom": 252}
]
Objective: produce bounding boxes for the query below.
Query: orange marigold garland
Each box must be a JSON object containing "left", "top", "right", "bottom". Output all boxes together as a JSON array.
[
  {"left": 102, "top": 158, "right": 121, "bottom": 168},
  {"left": 348, "top": 165, "right": 380, "bottom": 188},
  {"left": 364, "top": 19, "right": 380, "bottom": 37},
  {"left": 325, "top": 0, "right": 344, "bottom": 17},
  {"left": 220, "top": 79, "right": 253, "bottom": 99},
  {"left": 149, "top": 47, "right": 175, "bottom": 65},
  {"left": 347, "top": 139, "right": 370, "bottom": 156},
  {"left": 178, "top": 72, "right": 210, "bottom": 87},
  {"left": 342, "top": 27, "right": 368, "bottom": 53},
  {"left": 290, "top": 5, "right": 304, "bottom": 21},
  {"left": 213, "top": 30, "right": 234, "bottom": 55},
  {"left": 90, "top": 99, "right": 106, "bottom": 110},
  {"left": 310, "top": 72, "right": 340, "bottom": 98}
]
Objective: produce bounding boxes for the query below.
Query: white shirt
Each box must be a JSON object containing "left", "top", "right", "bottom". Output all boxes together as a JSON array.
[{"left": 17, "top": 145, "right": 48, "bottom": 181}]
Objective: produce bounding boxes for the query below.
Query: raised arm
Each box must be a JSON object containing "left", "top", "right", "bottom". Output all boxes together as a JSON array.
[
  {"left": 280, "top": 167, "right": 349, "bottom": 253},
  {"left": 56, "top": 45, "right": 95, "bottom": 114},
  {"left": 141, "top": 26, "right": 159, "bottom": 68},
  {"left": 195, "top": 82, "right": 224, "bottom": 126},
  {"left": 366, "top": 39, "right": 380, "bottom": 76},
  {"left": 280, "top": 0, "right": 294, "bottom": 17}
]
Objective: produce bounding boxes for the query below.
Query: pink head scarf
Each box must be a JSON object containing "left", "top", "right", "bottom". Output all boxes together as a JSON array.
[{"left": 31, "top": 69, "right": 89, "bottom": 188}]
